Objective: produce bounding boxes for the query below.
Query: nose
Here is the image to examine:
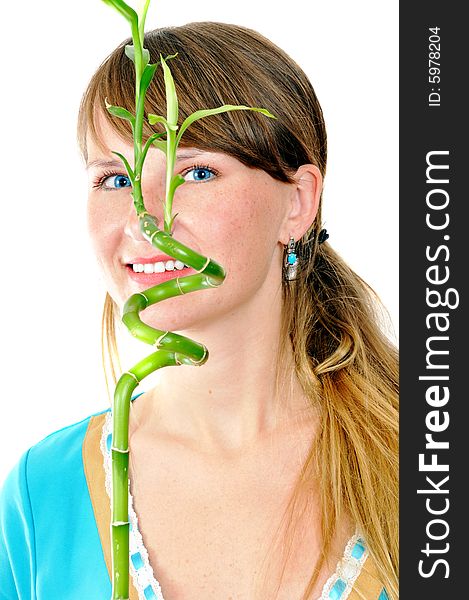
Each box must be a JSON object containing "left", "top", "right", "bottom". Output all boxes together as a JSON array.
[{"left": 123, "top": 198, "right": 147, "bottom": 241}]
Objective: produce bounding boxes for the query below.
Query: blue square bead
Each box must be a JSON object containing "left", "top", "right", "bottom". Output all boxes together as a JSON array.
[
  {"left": 329, "top": 578, "right": 347, "bottom": 599},
  {"left": 143, "top": 584, "right": 158, "bottom": 599},
  {"left": 351, "top": 541, "right": 365, "bottom": 559},
  {"left": 131, "top": 552, "right": 144, "bottom": 570},
  {"left": 287, "top": 254, "right": 297, "bottom": 264}
]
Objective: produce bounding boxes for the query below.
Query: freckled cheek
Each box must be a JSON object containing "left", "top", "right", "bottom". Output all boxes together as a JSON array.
[
  {"left": 233, "top": 195, "right": 280, "bottom": 275},
  {"left": 203, "top": 210, "right": 260, "bottom": 278},
  {"left": 234, "top": 191, "right": 274, "bottom": 236},
  {"left": 87, "top": 201, "right": 124, "bottom": 267}
]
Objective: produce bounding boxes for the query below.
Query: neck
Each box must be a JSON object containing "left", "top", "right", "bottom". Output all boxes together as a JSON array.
[{"left": 128, "top": 286, "right": 313, "bottom": 455}]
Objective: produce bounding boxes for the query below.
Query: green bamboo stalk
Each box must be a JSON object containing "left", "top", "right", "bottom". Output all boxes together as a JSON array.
[{"left": 100, "top": 1, "right": 276, "bottom": 598}]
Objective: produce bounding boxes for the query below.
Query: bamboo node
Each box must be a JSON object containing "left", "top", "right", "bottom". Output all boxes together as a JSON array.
[
  {"left": 192, "top": 346, "right": 208, "bottom": 365},
  {"left": 175, "top": 278, "right": 185, "bottom": 295},
  {"left": 111, "top": 446, "right": 130, "bottom": 454},
  {"left": 195, "top": 256, "right": 210, "bottom": 274},
  {"left": 205, "top": 276, "right": 218, "bottom": 288},
  {"left": 154, "top": 330, "right": 170, "bottom": 348},
  {"left": 123, "top": 371, "right": 140, "bottom": 384}
]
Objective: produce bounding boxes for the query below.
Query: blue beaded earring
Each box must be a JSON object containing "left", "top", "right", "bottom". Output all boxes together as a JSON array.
[
  {"left": 284, "top": 236, "right": 299, "bottom": 281},
  {"left": 283, "top": 229, "right": 329, "bottom": 281}
]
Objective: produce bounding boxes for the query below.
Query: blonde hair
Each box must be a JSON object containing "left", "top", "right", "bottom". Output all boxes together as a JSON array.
[{"left": 77, "top": 22, "right": 398, "bottom": 599}]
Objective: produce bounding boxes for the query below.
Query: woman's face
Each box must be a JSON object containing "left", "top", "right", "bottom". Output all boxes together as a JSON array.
[{"left": 86, "top": 111, "right": 295, "bottom": 332}]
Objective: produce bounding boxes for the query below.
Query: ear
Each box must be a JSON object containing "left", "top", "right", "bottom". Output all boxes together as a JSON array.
[{"left": 279, "top": 164, "right": 322, "bottom": 245}]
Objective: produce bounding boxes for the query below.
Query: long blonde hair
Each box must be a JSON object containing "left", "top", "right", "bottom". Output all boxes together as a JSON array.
[{"left": 77, "top": 22, "right": 398, "bottom": 599}]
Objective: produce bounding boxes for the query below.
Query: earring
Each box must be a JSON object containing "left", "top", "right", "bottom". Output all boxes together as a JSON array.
[{"left": 284, "top": 236, "right": 299, "bottom": 281}]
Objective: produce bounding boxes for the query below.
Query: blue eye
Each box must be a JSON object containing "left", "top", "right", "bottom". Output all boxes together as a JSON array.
[
  {"left": 183, "top": 164, "right": 218, "bottom": 183},
  {"left": 93, "top": 172, "right": 132, "bottom": 191},
  {"left": 105, "top": 174, "right": 132, "bottom": 189}
]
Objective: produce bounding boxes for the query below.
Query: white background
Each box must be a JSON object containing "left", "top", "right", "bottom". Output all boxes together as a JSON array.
[{"left": 0, "top": 0, "right": 398, "bottom": 482}]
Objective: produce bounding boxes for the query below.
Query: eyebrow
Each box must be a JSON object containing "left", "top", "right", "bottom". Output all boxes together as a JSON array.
[{"left": 86, "top": 149, "right": 209, "bottom": 170}]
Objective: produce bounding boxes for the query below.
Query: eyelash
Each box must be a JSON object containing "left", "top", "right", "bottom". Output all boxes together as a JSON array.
[
  {"left": 91, "top": 163, "right": 220, "bottom": 190},
  {"left": 91, "top": 169, "right": 128, "bottom": 191}
]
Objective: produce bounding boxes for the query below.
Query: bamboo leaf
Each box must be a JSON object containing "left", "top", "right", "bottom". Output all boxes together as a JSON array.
[
  {"left": 159, "top": 53, "right": 179, "bottom": 128},
  {"left": 147, "top": 113, "right": 178, "bottom": 131},
  {"left": 164, "top": 52, "right": 179, "bottom": 63},
  {"left": 138, "top": 0, "right": 151, "bottom": 41},
  {"left": 140, "top": 62, "right": 158, "bottom": 97},
  {"left": 168, "top": 212, "right": 179, "bottom": 230},
  {"left": 107, "top": 105, "right": 135, "bottom": 125},
  {"left": 125, "top": 44, "right": 150, "bottom": 68},
  {"left": 176, "top": 105, "right": 277, "bottom": 146},
  {"left": 105, "top": 99, "right": 136, "bottom": 128},
  {"left": 111, "top": 151, "right": 135, "bottom": 182},
  {"left": 169, "top": 174, "right": 185, "bottom": 197},
  {"left": 140, "top": 132, "right": 167, "bottom": 165},
  {"left": 124, "top": 44, "right": 135, "bottom": 62},
  {"left": 137, "top": 52, "right": 177, "bottom": 97},
  {"left": 152, "top": 139, "right": 167, "bottom": 153},
  {"left": 101, "top": 0, "right": 138, "bottom": 26},
  {"left": 148, "top": 114, "right": 168, "bottom": 127}
]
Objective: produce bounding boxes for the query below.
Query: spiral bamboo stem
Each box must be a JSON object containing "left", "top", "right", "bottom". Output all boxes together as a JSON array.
[
  {"left": 110, "top": 213, "right": 225, "bottom": 598},
  {"left": 99, "top": 2, "right": 274, "bottom": 597}
]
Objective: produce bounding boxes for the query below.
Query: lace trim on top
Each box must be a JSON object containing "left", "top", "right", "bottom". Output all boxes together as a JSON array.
[
  {"left": 319, "top": 534, "right": 369, "bottom": 599},
  {"left": 100, "top": 410, "right": 369, "bottom": 600}
]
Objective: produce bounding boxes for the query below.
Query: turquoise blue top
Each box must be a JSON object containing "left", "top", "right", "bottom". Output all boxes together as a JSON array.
[
  {"left": 0, "top": 406, "right": 390, "bottom": 600},
  {"left": 0, "top": 410, "right": 111, "bottom": 599}
]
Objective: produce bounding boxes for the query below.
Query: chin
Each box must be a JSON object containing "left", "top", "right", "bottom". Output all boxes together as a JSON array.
[
  {"left": 131, "top": 302, "right": 208, "bottom": 334},
  {"left": 113, "top": 282, "right": 232, "bottom": 334}
]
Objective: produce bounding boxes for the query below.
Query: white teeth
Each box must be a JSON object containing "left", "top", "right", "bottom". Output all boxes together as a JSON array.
[{"left": 130, "top": 260, "right": 190, "bottom": 273}]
